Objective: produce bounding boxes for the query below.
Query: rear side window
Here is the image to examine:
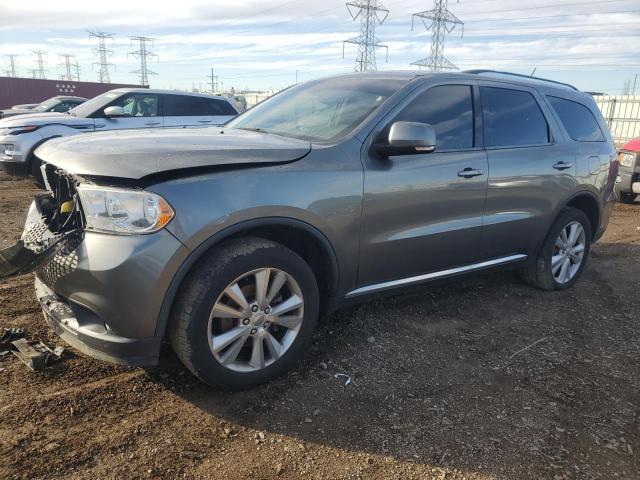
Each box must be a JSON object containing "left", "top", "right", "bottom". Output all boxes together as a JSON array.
[
  {"left": 481, "top": 87, "right": 549, "bottom": 148},
  {"left": 390, "top": 84, "right": 474, "bottom": 150},
  {"left": 547, "top": 96, "right": 604, "bottom": 142},
  {"left": 164, "top": 95, "right": 236, "bottom": 116}
]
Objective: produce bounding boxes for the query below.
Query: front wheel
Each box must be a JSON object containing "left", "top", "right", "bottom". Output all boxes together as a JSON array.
[
  {"left": 169, "top": 237, "right": 319, "bottom": 390},
  {"left": 618, "top": 192, "right": 637, "bottom": 204},
  {"left": 521, "top": 207, "right": 592, "bottom": 290}
]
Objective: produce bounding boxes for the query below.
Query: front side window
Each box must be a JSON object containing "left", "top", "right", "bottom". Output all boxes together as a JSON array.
[
  {"left": 547, "top": 96, "right": 604, "bottom": 142},
  {"left": 386, "top": 85, "right": 474, "bottom": 150},
  {"left": 481, "top": 87, "right": 549, "bottom": 148},
  {"left": 227, "top": 76, "right": 409, "bottom": 142},
  {"left": 112, "top": 94, "right": 159, "bottom": 117}
]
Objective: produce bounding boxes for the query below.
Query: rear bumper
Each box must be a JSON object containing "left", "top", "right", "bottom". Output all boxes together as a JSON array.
[{"left": 35, "top": 277, "right": 162, "bottom": 367}]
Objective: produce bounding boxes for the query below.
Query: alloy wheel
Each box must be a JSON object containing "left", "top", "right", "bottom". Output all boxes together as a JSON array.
[
  {"left": 551, "top": 221, "right": 586, "bottom": 284},
  {"left": 208, "top": 268, "right": 304, "bottom": 372}
]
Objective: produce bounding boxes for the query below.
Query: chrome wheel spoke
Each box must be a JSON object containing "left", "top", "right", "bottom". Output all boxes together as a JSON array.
[
  {"left": 265, "top": 271, "right": 287, "bottom": 305},
  {"left": 249, "top": 335, "right": 265, "bottom": 369},
  {"left": 254, "top": 268, "right": 270, "bottom": 309},
  {"left": 224, "top": 283, "right": 249, "bottom": 312},
  {"left": 567, "top": 223, "right": 580, "bottom": 246},
  {"left": 212, "top": 326, "right": 249, "bottom": 353},
  {"left": 572, "top": 244, "right": 585, "bottom": 254},
  {"left": 555, "top": 237, "right": 565, "bottom": 249},
  {"left": 265, "top": 332, "right": 284, "bottom": 360},
  {"left": 271, "top": 315, "right": 303, "bottom": 330},
  {"left": 559, "top": 258, "right": 571, "bottom": 282},
  {"left": 551, "top": 254, "right": 564, "bottom": 273},
  {"left": 211, "top": 302, "right": 245, "bottom": 319},
  {"left": 271, "top": 294, "right": 303, "bottom": 316},
  {"left": 220, "top": 335, "right": 248, "bottom": 365},
  {"left": 560, "top": 228, "right": 569, "bottom": 245}
]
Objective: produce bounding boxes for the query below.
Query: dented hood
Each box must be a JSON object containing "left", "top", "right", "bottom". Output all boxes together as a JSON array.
[{"left": 35, "top": 127, "right": 312, "bottom": 180}]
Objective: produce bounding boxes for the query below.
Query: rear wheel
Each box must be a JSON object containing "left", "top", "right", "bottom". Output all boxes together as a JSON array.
[
  {"left": 618, "top": 192, "right": 637, "bottom": 204},
  {"left": 521, "top": 207, "right": 591, "bottom": 290},
  {"left": 169, "top": 237, "right": 319, "bottom": 390}
]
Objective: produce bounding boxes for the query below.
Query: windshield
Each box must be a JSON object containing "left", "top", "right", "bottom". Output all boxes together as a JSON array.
[
  {"left": 68, "top": 91, "right": 123, "bottom": 117},
  {"left": 33, "top": 98, "right": 61, "bottom": 112},
  {"left": 227, "top": 76, "right": 409, "bottom": 142}
]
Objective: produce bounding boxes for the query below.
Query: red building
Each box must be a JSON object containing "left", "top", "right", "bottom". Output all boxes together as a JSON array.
[{"left": 0, "top": 77, "right": 145, "bottom": 109}]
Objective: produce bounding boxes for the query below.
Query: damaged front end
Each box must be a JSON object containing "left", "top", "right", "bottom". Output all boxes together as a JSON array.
[{"left": 0, "top": 165, "right": 83, "bottom": 279}]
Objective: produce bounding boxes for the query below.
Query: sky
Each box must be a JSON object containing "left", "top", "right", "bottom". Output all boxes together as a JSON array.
[{"left": 0, "top": 0, "right": 638, "bottom": 94}]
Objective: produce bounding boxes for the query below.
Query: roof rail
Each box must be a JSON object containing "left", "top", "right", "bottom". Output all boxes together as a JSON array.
[{"left": 463, "top": 69, "right": 578, "bottom": 91}]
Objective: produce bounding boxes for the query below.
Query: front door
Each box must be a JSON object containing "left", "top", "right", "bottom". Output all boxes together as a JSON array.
[
  {"left": 96, "top": 93, "right": 163, "bottom": 131},
  {"left": 357, "top": 83, "right": 488, "bottom": 289}
]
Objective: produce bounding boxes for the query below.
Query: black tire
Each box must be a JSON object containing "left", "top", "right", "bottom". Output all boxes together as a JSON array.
[
  {"left": 520, "top": 207, "right": 592, "bottom": 291},
  {"left": 618, "top": 192, "right": 637, "bottom": 204},
  {"left": 169, "top": 237, "right": 319, "bottom": 390}
]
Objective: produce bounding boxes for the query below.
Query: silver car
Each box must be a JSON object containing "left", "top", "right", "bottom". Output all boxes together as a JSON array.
[
  {"left": 0, "top": 89, "right": 237, "bottom": 179},
  {"left": 0, "top": 96, "right": 88, "bottom": 119},
  {"left": 0, "top": 71, "right": 617, "bottom": 389}
]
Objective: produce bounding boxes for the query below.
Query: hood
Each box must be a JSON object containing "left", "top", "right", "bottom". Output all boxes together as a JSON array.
[
  {"left": 621, "top": 137, "right": 640, "bottom": 153},
  {"left": 0, "top": 108, "right": 32, "bottom": 118},
  {"left": 35, "top": 127, "right": 312, "bottom": 180},
  {"left": 0, "top": 112, "right": 92, "bottom": 128}
]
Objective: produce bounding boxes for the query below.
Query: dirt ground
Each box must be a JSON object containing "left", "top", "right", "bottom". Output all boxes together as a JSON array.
[{"left": 0, "top": 170, "right": 638, "bottom": 480}]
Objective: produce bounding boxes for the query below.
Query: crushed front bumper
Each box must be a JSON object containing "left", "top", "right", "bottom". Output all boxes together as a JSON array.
[{"left": 35, "top": 277, "right": 162, "bottom": 366}]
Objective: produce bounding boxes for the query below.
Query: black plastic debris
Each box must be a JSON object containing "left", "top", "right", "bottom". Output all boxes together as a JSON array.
[
  {"left": 0, "top": 327, "right": 25, "bottom": 347},
  {"left": 11, "top": 338, "right": 64, "bottom": 371}
]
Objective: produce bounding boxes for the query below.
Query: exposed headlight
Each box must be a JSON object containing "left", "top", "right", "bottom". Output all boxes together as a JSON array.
[
  {"left": 0, "top": 125, "right": 40, "bottom": 136},
  {"left": 77, "top": 186, "right": 174, "bottom": 235},
  {"left": 0, "top": 143, "right": 14, "bottom": 157},
  {"left": 619, "top": 152, "right": 635, "bottom": 168}
]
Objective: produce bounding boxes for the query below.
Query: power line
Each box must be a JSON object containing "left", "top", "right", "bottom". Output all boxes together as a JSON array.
[
  {"left": 412, "top": 0, "right": 464, "bottom": 71},
  {"left": 89, "top": 31, "right": 115, "bottom": 83},
  {"left": 32, "top": 50, "right": 47, "bottom": 79},
  {"left": 58, "top": 54, "right": 79, "bottom": 82},
  {"left": 4, "top": 55, "right": 18, "bottom": 77},
  {"left": 343, "top": 0, "right": 390, "bottom": 71},
  {"left": 129, "top": 36, "right": 158, "bottom": 87}
]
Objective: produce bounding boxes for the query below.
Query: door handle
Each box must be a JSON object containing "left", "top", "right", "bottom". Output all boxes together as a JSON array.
[
  {"left": 145, "top": 121, "right": 161, "bottom": 126},
  {"left": 553, "top": 161, "right": 574, "bottom": 170},
  {"left": 198, "top": 120, "right": 212, "bottom": 123},
  {"left": 457, "top": 167, "right": 484, "bottom": 178},
  {"left": 95, "top": 123, "right": 105, "bottom": 129}
]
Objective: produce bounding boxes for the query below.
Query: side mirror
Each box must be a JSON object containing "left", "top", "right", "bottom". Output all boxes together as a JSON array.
[
  {"left": 104, "top": 106, "right": 127, "bottom": 118},
  {"left": 376, "top": 121, "right": 436, "bottom": 157}
]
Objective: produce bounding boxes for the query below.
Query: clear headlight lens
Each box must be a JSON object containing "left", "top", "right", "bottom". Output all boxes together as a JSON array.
[
  {"left": 77, "top": 185, "right": 174, "bottom": 235},
  {"left": 619, "top": 152, "right": 635, "bottom": 168},
  {"left": 0, "top": 143, "right": 14, "bottom": 157}
]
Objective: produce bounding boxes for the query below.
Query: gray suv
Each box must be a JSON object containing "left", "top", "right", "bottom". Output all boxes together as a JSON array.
[{"left": 0, "top": 71, "right": 617, "bottom": 389}]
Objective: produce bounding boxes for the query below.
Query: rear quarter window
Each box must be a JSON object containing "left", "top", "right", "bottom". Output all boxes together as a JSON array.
[{"left": 547, "top": 96, "right": 604, "bottom": 142}]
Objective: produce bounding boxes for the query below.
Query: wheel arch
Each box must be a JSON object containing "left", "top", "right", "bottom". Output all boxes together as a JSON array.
[
  {"left": 565, "top": 191, "right": 600, "bottom": 240},
  {"left": 155, "top": 217, "right": 340, "bottom": 337}
]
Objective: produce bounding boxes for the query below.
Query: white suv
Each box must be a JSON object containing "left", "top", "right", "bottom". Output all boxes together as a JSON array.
[{"left": 0, "top": 88, "right": 238, "bottom": 180}]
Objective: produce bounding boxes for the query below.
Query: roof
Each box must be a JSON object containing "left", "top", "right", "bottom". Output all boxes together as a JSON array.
[
  {"left": 107, "top": 88, "right": 230, "bottom": 100},
  {"left": 52, "top": 96, "right": 88, "bottom": 101}
]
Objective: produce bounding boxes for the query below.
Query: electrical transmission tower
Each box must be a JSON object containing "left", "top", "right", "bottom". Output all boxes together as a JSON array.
[
  {"left": 411, "top": 0, "right": 463, "bottom": 71},
  {"left": 4, "top": 55, "right": 18, "bottom": 77},
  {"left": 207, "top": 68, "right": 219, "bottom": 93},
  {"left": 343, "top": 1, "right": 389, "bottom": 72},
  {"left": 32, "top": 50, "right": 47, "bottom": 79},
  {"left": 89, "top": 31, "right": 115, "bottom": 83},
  {"left": 58, "top": 54, "right": 79, "bottom": 82},
  {"left": 129, "top": 36, "right": 158, "bottom": 87}
]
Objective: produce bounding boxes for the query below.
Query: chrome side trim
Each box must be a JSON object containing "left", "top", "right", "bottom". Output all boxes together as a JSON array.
[{"left": 345, "top": 254, "right": 528, "bottom": 298}]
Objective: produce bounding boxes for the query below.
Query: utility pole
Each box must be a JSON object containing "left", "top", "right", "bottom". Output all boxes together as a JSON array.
[
  {"left": 207, "top": 67, "right": 219, "bottom": 93},
  {"left": 89, "top": 31, "right": 115, "bottom": 83},
  {"left": 129, "top": 36, "right": 158, "bottom": 87},
  {"left": 343, "top": 0, "right": 389, "bottom": 72},
  {"left": 633, "top": 74, "right": 638, "bottom": 96},
  {"left": 4, "top": 55, "right": 18, "bottom": 77},
  {"left": 32, "top": 50, "right": 47, "bottom": 79},
  {"left": 58, "top": 54, "right": 78, "bottom": 82},
  {"left": 411, "top": 0, "right": 464, "bottom": 71}
]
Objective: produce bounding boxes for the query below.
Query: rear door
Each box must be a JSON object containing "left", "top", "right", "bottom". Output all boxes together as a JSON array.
[
  {"left": 163, "top": 94, "right": 237, "bottom": 128},
  {"left": 357, "top": 82, "right": 489, "bottom": 289},
  {"left": 479, "top": 83, "right": 576, "bottom": 259},
  {"left": 95, "top": 92, "right": 163, "bottom": 131}
]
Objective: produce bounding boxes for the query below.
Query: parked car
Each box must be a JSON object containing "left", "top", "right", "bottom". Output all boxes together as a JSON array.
[
  {"left": 0, "top": 96, "right": 87, "bottom": 119},
  {"left": 615, "top": 137, "right": 640, "bottom": 204},
  {"left": 0, "top": 71, "right": 617, "bottom": 389},
  {"left": 11, "top": 103, "right": 38, "bottom": 110},
  {"left": 0, "top": 89, "right": 238, "bottom": 179}
]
